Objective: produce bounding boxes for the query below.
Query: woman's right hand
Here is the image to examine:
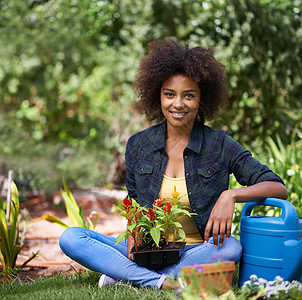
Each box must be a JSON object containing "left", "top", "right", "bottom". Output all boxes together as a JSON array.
[{"left": 127, "top": 236, "right": 135, "bottom": 261}]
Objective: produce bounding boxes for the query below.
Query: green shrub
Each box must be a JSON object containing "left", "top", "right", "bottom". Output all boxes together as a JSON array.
[
  {"left": 0, "top": 0, "right": 301, "bottom": 191},
  {"left": 231, "top": 129, "right": 302, "bottom": 238}
]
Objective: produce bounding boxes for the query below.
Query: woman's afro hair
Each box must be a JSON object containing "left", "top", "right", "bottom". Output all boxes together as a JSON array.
[{"left": 134, "top": 38, "right": 228, "bottom": 123}]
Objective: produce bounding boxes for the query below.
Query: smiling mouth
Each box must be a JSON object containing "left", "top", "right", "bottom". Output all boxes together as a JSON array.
[{"left": 170, "top": 111, "right": 188, "bottom": 116}]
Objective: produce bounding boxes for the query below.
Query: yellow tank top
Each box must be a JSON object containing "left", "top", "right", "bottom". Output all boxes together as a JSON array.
[{"left": 158, "top": 175, "right": 203, "bottom": 244}]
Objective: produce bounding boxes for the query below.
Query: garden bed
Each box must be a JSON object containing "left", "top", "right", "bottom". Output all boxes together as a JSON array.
[{"left": 1, "top": 189, "right": 125, "bottom": 283}]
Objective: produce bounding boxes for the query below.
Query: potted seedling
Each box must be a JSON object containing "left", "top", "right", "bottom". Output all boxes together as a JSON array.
[{"left": 115, "top": 186, "right": 195, "bottom": 270}]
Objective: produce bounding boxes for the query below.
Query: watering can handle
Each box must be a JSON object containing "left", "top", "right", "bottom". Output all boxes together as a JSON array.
[{"left": 241, "top": 198, "right": 299, "bottom": 224}]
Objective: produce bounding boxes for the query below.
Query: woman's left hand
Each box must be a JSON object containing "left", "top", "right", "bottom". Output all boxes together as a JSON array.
[{"left": 204, "top": 190, "right": 236, "bottom": 247}]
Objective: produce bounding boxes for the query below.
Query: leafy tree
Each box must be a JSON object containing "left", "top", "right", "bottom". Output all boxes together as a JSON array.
[{"left": 0, "top": 0, "right": 301, "bottom": 193}]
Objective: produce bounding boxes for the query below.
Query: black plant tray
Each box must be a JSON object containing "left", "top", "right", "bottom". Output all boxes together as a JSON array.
[{"left": 132, "top": 242, "right": 186, "bottom": 270}]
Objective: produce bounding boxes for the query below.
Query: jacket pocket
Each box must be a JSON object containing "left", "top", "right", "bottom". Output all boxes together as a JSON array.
[
  {"left": 134, "top": 163, "right": 154, "bottom": 205},
  {"left": 197, "top": 161, "right": 222, "bottom": 178},
  {"left": 135, "top": 163, "right": 154, "bottom": 175},
  {"left": 197, "top": 160, "right": 228, "bottom": 197}
]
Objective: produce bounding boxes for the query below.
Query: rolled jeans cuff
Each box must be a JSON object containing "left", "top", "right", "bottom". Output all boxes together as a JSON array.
[{"left": 156, "top": 274, "right": 167, "bottom": 289}]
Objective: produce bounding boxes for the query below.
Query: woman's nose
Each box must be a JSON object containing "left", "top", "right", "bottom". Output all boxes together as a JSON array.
[{"left": 173, "top": 96, "right": 183, "bottom": 108}]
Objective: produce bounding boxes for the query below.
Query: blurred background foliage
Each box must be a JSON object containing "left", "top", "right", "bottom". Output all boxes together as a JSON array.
[{"left": 0, "top": 0, "right": 301, "bottom": 222}]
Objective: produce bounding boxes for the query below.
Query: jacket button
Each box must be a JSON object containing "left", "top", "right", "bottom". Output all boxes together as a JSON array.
[
  {"left": 184, "top": 155, "right": 188, "bottom": 160},
  {"left": 207, "top": 170, "right": 211, "bottom": 174},
  {"left": 186, "top": 173, "right": 189, "bottom": 176},
  {"left": 188, "top": 191, "right": 192, "bottom": 195}
]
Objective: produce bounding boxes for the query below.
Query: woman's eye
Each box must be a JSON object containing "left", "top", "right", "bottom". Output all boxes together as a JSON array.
[
  {"left": 184, "top": 93, "right": 195, "bottom": 98},
  {"left": 164, "top": 92, "right": 174, "bottom": 97}
]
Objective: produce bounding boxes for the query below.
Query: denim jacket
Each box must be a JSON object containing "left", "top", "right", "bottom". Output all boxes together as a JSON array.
[{"left": 125, "top": 120, "right": 283, "bottom": 239}]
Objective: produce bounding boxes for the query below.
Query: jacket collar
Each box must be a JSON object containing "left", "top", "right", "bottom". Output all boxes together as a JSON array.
[
  {"left": 187, "top": 119, "right": 204, "bottom": 153},
  {"left": 151, "top": 121, "right": 166, "bottom": 151},
  {"left": 151, "top": 119, "right": 204, "bottom": 153}
]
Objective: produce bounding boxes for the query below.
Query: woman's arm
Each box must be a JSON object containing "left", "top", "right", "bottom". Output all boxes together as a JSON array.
[
  {"left": 228, "top": 181, "right": 288, "bottom": 203},
  {"left": 204, "top": 181, "right": 288, "bottom": 247},
  {"left": 127, "top": 236, "right": 135, "bottom": 261}
]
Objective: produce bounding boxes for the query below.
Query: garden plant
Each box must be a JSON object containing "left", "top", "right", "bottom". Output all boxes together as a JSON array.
[
  {"left": 33, "top": 180, "right": 98, "bottom": 230},
  {"left": 0, "top": 182, "right": 38, "bottom": 276},
  {"left": 237, "top": 274, "right": 302, "bottom": 300},
  {"left": 230, "top": 129, "right": 302, "bottom": 239},
  {"left": 115, "top": 186, "right": 194, "bottom": 251}
]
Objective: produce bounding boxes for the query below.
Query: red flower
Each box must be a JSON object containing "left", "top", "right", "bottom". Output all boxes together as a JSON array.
[
  {"left": 147, "top": 208, "right": 156, "bottom": 221},
  {"left": 164, "top": 202, "right": 173, "bottom": 214},
  {"left": 123, "top": 197, "right": 132, "bottom": 212},
  {"left": 153, "top": 199, "right": 163, "bottom": 208}
]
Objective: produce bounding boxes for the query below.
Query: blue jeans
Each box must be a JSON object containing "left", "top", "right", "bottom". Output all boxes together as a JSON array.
[{"left": 59, "top": 227, "right": 242, "bottom": 288}]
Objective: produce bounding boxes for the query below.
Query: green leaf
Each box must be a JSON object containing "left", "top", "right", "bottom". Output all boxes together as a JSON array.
[
  {"left": 267, "top": 136, "right": 284, "bottom": 163},
  {"left": 61, "top": 189, "right": 80, "bottom": 226},
  {"left": 140, "top": 215, "right": 150, "bottom": 221},
  {"left": 0, "top": 210, "right": 11, "bottom": 262},
  {"left": 9, "top": 182, "right": 20, "bottom": 249},
  {"left": 0, "top": 197, "right": 3, "bottom": 210},
  {"left": 61, "top": 180, "right": 85, "bottom": 227},
  {"left": 8, "top": 203, "right": 17, "bottom": 252},
  {"left": 32, "top": 214, "right": 69, "bottom": 229},
  {"left": 181, "top": 210, "right": 192, "bottom": 217},
  {"left": 115, "top": 231, "right": 128, "bottom": 245},
  {"left": 155, "top": 210, "right": 165, "bottom": 216},
  {"left": 150, "top": 227, "right": 161, "bottom": 247},
  {"left": 127, "top": 223, "right": 136, "bottom": 232},
  {"left": 0, "top": 248, "right": 5, "bottom": 268},
  {"left": 78, "top": 206, "right": 86, "bottom": 227},
  {"left": 276, "top": 135, "right": 286, "bottom": 157},
  {"left": 178, "top": 229, "right": 186, "bottom": 241},
  {"left": 10, "top": 182, "right": 19, "bottom": 217},
  {"left": 11, "top": 244, "right": 24, "bottom": 270},
  {"left": 132, "top": 199, "right": 139, "bottom": 207},
  {"left": 174, "top": 222, "right": 182, "bottom": 228},
  {"left": 0, "top": 182, "right": 25, "bottom": 272},
  {"left": 171, "top": 208, "right": 186, "bottom": 214},
  {"left": 116, "top": 200, "right": 125, "bottom": 210}
]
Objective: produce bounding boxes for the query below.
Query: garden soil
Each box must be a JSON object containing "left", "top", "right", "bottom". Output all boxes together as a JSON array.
[{"left": 1, "top": 188, "right": 127, "bottom": 282}]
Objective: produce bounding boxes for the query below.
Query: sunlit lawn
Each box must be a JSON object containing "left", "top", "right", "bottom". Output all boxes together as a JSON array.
[
  {"left": 0, "top": 270, "right": 175, "bottom": 300},
  {"left": 0, "top": 265, "right": 239, "bottom": 300},
  {"left": 1, "top": 264, "right": 300, "bottom": 299}
]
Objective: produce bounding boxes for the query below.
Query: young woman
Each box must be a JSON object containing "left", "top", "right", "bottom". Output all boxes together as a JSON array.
[{"left": 59, "top": 38, "right": 287, "bottom": 289}]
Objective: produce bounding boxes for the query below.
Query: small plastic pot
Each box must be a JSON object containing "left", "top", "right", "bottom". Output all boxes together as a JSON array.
[{"left": 132, "top": 242, "right": 185, "bottom": 270}]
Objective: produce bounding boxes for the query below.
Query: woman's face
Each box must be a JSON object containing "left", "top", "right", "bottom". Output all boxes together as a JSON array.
[{"left": 160, "top": 74, "right": 201, "bottom": 132}]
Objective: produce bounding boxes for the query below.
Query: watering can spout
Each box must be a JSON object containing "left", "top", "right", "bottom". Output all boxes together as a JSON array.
[{"left": 283, "top": 239, "right": 302, "bottom": 282}]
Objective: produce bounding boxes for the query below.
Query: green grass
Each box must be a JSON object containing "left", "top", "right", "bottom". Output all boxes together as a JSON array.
[
  {"left": 1, "top": 264, "right": 300, "bottom": 299},
  {"left": 0, "top": 270, "right": 176, "bottom": 300},
  {"left": 0, "top": 265, "right": 241, "bottom": 300}
]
